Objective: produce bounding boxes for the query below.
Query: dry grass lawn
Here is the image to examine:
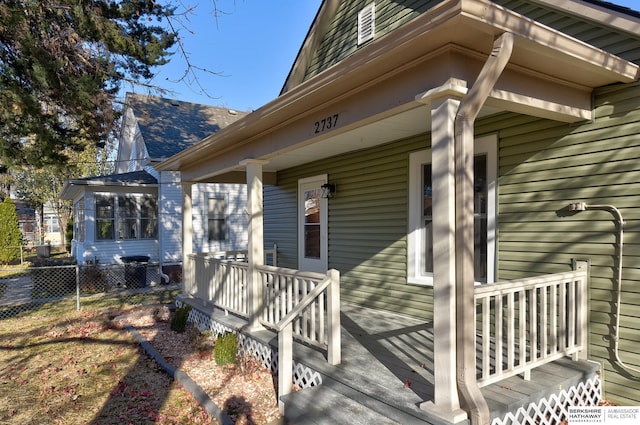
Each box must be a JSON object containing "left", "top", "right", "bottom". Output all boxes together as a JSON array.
[{"left": 0, "top": 295, "right": 279, "bottom": 424}]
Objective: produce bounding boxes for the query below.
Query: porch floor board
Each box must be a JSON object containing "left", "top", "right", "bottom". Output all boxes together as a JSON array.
[{"left": 180, "top": 296, "right": 599, "bottom": 425}]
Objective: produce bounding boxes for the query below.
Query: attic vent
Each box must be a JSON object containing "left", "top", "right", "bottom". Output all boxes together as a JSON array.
[{"left": 358, "top": 3, "right": 375, "bottom": 45}]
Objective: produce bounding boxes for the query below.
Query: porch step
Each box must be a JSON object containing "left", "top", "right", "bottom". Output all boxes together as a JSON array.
[
  {"left": 280, "top": 368, "right": 451, "bottom": 425},
  {"left": 280, "top": 385, "right": 400, "bottom": 424},
  {"left": 282, "top": 383, "right": 436, "bottom": 425}
]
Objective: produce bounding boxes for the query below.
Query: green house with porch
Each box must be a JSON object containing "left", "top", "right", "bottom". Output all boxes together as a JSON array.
[{"left": 158, "top": 0, "right": 640, "bottom": 423}]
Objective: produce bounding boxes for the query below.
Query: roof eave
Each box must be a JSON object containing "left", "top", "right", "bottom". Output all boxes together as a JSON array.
[{"left": 157, "top": 0, "right": 639, "bottom": 175}]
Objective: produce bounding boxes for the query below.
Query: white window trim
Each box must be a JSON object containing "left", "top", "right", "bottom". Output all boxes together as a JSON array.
[
  {"left": 94, "top": 193, "right": 158, "bottom": 241},
  {"left": 407, "top": 134, "right": 497, "bottom": 286},
  {"left": 357, "top": 3, "right": 375, "bottom": 45}
]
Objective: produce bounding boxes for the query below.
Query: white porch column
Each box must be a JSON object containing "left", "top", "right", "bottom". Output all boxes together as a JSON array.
[
  {"left": 241, "top": 159, "right": 268, "bottom": 330},
  {"left": 417, "top": 80, "right": 468, "bottom": 423},
  {"left": 182, "top": 182, "right": 193, "bottom": 294}
]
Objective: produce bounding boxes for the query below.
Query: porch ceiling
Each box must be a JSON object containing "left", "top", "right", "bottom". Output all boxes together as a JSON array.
[{"left": 158, "top": 0, "right": 639, "bottom": 184}]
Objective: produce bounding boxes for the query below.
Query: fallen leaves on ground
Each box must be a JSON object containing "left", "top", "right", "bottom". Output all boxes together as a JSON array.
[
  {"left": 117, "top": 306, "right": 281, "bottom": 425},
  {"left": 0, "top": 305, "right": 213, "bottom": 424},
  {"left": 0, "top": 301, "right": 280, "bottom": 424}
]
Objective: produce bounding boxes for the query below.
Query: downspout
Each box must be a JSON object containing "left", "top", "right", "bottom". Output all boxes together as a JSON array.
[
  {"left": 454, "top": 32, "right": 514, "bottom": 425},
  {"left": 569, "top": 202, "right": 640, "bottom": 376}
]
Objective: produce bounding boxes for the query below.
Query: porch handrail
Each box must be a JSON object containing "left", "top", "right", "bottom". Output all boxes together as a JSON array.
[
  {"left": 474, "top": 269, "right": 588, "bottom": 387},
  {"left": 184, "top": 252, "right": 341, "bottom": 415},
  {"left": 272, "top": 268, "right": 340, "bottom": 414},
  {"left": 183, "top": 245, "right": 277, "bottom": 301}
]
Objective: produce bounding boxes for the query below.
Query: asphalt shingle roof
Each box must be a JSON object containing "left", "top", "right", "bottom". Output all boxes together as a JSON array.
[
  {"left": 125, "top": 93, "right": 249, "bottom": 159},
  {"left": 68, "top": 170, "right": 158, "bottom": 186}
]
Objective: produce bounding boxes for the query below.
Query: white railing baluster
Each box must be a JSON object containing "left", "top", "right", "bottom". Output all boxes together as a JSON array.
[
  {"left": 550, "top": 283, "right": 558, "bottom": 355},
  {"left": 507, "top": 291, "right": 515, "bottom": 372},
  {"left": 559, "top": 280, "right": 567, "bottom": 352},
  {"left": 531, "top": 288, "right": 537, "bottom": 363},
  {"left": 541, "top": 285, "right": 548, "bottom": 358},
  {"left": 518, "top": 289, "right": 527, "bottom": 379},
  {"left": 482, "top": 297, "right": 490, "bottom": 380},
  {"left": 474, "top": 270, "right": 588, "bottom": 387},
  {"left": 568, "top": 279, "right": 576, "bottom": 351},
  {"left": 496, "top": 293, "right": 503, "bottom": 375}
]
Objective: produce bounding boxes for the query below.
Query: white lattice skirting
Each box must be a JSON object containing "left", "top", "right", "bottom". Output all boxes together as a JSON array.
[
  {"left": 492, "top": 375, "right": 602, "bottom": 425},
  {"left": 178, "top": 300, "right": 324, "bottom": 390}
]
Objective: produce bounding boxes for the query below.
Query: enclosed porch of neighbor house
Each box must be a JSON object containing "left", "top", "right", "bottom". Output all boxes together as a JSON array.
[{"left": 156, "top": 1, "right": 640, "bottom": 422}]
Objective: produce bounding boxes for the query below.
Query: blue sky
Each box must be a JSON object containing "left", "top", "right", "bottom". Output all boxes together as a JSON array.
[
  {"left": 133, "top": 1, "right": 322, "bottom": 112},
  {"left": 136, "top": 0, "right": 640, "bottom": 112}
]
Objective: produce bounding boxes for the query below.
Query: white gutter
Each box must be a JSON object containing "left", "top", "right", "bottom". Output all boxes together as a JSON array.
[{"left": 454, "top": 32, "right": 514, "bottom": 425}]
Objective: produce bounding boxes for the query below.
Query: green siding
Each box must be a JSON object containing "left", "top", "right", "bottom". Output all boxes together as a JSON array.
[
  {"left": 476, "top": 82, "right": 640, "bottom": 405},
  {"left": 302, "top": 0, "right": 640, "bottom": 84},
  {"left": 495, "top": 0, "right": 640, "bottom": 64},
  {"left": 265, "top": 82, "right": 640, "bottom": 402},
  {"left": 303, "top": 0, "right": 441, "bottom": 82},
  {"left": 280, "top": 0, "right": 640, "bottom": 405},
  {"left": 264, "top": 135, "right": 435, "bottom": 320}
]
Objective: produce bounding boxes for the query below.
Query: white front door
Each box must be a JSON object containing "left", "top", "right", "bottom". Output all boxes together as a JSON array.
[{"left": 298, "top": 175, "right": 328, "bottom": 273}]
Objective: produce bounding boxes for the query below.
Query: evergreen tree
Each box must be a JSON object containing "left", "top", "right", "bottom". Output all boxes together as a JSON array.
[
  {"left": 0, "top": 0, "right": 177, "bottom": 167},
  {"left": 0, "top": 197, "right": 22, "bottom": 264}
]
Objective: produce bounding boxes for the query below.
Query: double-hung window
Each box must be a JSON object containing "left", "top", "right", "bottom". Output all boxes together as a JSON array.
[
  {"left": 75, "top": 198, "right": 85, "bottom": 242},
  {"left": 95, "top": 195, "right": 115, "bottom": 240},
  {"left": 118, "top": 195, "right": 138, "bottom": 239},
  {"left": 117, "top": 195, "right": 158, "bottom": 240},
  {"left": 139, "top": 196, "right": 158, "bottom": 239},
  {"left": 408, "top": 135, "right": 496, "bottom": 285},
  {"left": 208, "top": 197, "right": 227, "bottom": 242},
  {"left": 95, "top": 194, "right": 157, "bottom": 241}
]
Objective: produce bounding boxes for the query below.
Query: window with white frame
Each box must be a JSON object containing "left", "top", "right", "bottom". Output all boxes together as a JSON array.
[
  {"left": 408, "top": 135, "right": 497, "bottom": 285},
  {"left": 95, "top": 194, "right": 157, "bottom": 241},
  {"left": 208, "top": 197, "right": 227, "bottom": 242},
  {"left": 96, "top": 195, "right": 115, "bottom": 240},
  {"left": 117, "top": 195, "right": 157, "bottom": 240},
  {"left": 75, "top": 197, "right": 85, "bottom": 242}
]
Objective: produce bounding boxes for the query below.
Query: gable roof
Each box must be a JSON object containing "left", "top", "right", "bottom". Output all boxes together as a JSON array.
[
  {"left": 60, "top": 171, "right": 158, "bottom": 200},
  {"left": 159, "top": 0, "right": 638, "bottom": 184},
  {"left": 123, "top": 93, "right": 249, "bottom": 160},
  {"left": 282, "top": 0, "right": 640, "bottom": 94}
]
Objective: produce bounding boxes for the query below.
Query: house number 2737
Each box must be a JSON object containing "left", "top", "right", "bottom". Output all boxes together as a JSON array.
[{"left": 314, "top": 114, "right": 339, "bottom": 134}]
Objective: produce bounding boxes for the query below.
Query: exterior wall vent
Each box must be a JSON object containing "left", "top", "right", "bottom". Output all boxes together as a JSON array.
[{"left": 358, "top": 3, "right": 375, "bottom": 45}]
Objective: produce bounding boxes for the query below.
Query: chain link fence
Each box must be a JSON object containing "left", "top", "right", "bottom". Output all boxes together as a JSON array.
[{"left": 0, "top": 261, "right": 182, "bottom": 320}]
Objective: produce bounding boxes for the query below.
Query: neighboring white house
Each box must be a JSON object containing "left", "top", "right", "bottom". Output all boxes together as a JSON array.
[
  {"left": 41, "top": 202, "right": 63, "bottom": 247},
  {"left": 61, "top": 93, "right": 249, "bottom": 267}
]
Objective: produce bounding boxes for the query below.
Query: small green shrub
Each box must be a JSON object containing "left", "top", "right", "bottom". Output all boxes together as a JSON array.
[
  {"left": 170, "top": 304, "right": 192, "bottom": 333},
  {"left": 214, "top": 332, "right": 238, "bottom": 366},
  {"left": 0, "top": 197, "right": 22, "bottom": 264}
]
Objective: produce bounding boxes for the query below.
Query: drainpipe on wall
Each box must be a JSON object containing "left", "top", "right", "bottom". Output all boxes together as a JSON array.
[{"left": 454, "top": 32, "right": 514, "bottom": 425}]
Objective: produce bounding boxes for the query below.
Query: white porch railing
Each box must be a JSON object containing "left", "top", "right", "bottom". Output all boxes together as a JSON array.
[
  {"left": 474, "top": 269, "right": 588, "bottom": 387},
  {"left": 185, "top": 251, "right": 341, "bottom": 414},
  {"left": 184, "top": 246, "right": 277, "bottom": 316},
  {"left": 272, "top": 268, "right": 340, "bottom": 413}
]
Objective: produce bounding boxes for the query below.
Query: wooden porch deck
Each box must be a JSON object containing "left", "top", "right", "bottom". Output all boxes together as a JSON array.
[{"left": 181, "top": 296, "right": 599, "bottom": 424}]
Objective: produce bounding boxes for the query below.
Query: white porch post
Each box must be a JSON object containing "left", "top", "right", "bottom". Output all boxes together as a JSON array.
[
  {"left": 182, "top": 182, "right": 193, "bottom": 294},
  {"left": 241, "top": 159, "right": 268, "bottom": 330},
  {"left": 417, "top": 79, "right": 468, "bottom": 423}
]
